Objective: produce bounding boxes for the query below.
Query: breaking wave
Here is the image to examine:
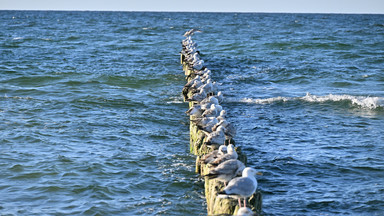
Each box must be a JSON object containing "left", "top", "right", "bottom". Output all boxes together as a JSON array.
[{"left": 241, "top": 93, "right": 384, "bottom": 110}]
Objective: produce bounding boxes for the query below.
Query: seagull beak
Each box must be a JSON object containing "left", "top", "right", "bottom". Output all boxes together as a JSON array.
[{"left": 256, "top": 172, "right": 263, "bottom": 176}]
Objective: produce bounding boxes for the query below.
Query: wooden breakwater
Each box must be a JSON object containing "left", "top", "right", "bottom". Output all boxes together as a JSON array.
[{"left": 180, "top": 30, "right": 262, "bottom": 216}]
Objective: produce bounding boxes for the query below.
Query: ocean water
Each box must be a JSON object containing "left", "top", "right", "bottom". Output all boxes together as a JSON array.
[{"left": 0, "top": 11, "right": 383, "bottom": 215}]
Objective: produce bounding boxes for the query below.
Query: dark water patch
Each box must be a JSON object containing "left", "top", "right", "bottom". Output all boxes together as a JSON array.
[
  {"left": 330, "top": 81, "right": 354, "bottom": 87},
  {"left": 9, "top": 171, "right": 44, "bottom": 180},
  {"left": 8, "top": 164, "right": 24, "bottom": 172},
  {"left": 4, "top": 75, "right": 64, "bottom": 87}
]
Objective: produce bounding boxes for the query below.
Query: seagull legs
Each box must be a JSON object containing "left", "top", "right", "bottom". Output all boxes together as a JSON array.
[
  {"left": 243, "top": 199, "right": 247, "bottom": 208},
  {"left": 238, "top": 198, "right": 242, "bottom": 208}
]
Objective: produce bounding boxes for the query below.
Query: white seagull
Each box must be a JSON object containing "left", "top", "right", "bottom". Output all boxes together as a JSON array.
[
  {"left": 200, "top": 145, "right": 228, "bottom": 164},
  {"left": 208, "top": 144, "right": 238, "bottom": 166},
  {"left": 236, "top": 207, "right": 255, "bottom": 216},
  {"left": 204, "top": 159, "right": 245, "bottom": 186},
  {"left": 203, "top": 125, "right": 226, "bottom": 146},
  {"left": 186, "top": 88, "right": 207, "bottom": 102},
  {"left": 201, "top": 104, "right": 222, "bottom": 118},
  {"left": 218, "top": 167, "right": 260, "bottom": 208},
  {"left": 183, "top": 29, "right": 202, "bottom": 37},
  {"left": 193, "top": 59, "right": 204, "bottom": 70}
]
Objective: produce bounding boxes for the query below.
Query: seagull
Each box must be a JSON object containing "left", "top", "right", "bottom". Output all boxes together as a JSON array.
[
  {"left": 198, "top": 117, "right": 219, "bottom": 133},
  {"left": 186, "top": 46, "right": 198, "bottom": 55},
  {"left": 186, "top": 44, "right": 197, "bottom": 52},
  {"left": 208, "top": 144, "right": 238, "bottom": 166},
  {"left": 204, "top": 159, "right": 245, "bottom": 186},
  {"left": 183, "top": 79, "right": 202, "bottom": 100},
  {"left": 183, "top": 40, "right": 197, "bottom": 49},
  {"left": 186, "top": 88, "right": 207, "bottom": 102},
  {"left": 216, "top": 91, "right": 224, "bottom": 104},
  {"left": 217, "top": 110, "right": 226, "bottom": 122},
  {"left": 224, "top": 122, "right": 237, "bottom": 143},
  {"left": 200, "top": 72, "right": 211, "bottom": 83},
  {"left": 185, "top": 103, "right": 207, "bottom": 116},
  {"left": 184, "top": 77, "right": 208, "bottom": 98},
  {"left": 182, "top": 36, "right": 192, "bottom": 44},
  {"left": 211, "top": 81, "right": 219, "bottom": 95},
  {"left": 202, "top": 104, "right": 222, "bottom": 118},
  {"left": 198, "top": 79, "right": 214, "bottom": 95},
  {"left": 212, "top": 119, "right": 228, "bottom": 131},
  {"left": 200, "top": 145, "right": 227, "bottom": 164},
  {"left": 203, "top": 125, "right": 226, "bottom": 146},
  {"left": 191, "top": 116, "right": 216, "bottom": 126},
  {"left": 193, "top": 60, "right": 204, "bottom": 70},
  {"left": 186, "top": 96, "right": 219, "bottom": 117},
  {"left": 185, "top": 104, "right": 205, "bottom": 117},
  {"left": 218, "top": 167, "right": 260, "bottom": 208},
  {"left": 183, "top": 29, "right": 202, "bottom": 37},
  {"left": 236, "top": 207, "right": 255, "bottom": 216},
  {"left": 194, "top": 68, "right": 211, "bottom": 77},
  {"left": 191, "top": 110, "right": 220, "bottom": 128},
  {"left": 187, "top": 52, "right": 200, "bottom": 64},
  {"left": 184, "top": 75, "right": 201, "bottom": 89},
  {"left": 212, "top": 120, "right": 237, "bottom": 143},
  {"left": 200, "top": 96, "right": 219, "bottom": 105}
]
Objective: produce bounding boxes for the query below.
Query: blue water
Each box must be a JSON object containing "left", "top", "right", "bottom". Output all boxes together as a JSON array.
[{"left": 1, "top": 11, "right": 384, "bottom": 215}]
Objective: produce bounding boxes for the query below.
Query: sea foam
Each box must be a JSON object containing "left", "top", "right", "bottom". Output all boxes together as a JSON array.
[{"left": 241, "top": 93, "right": 384, "bottom": 110}]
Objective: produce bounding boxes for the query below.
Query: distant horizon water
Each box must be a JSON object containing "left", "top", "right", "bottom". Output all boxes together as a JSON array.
[{"left": 1, "top": 9, "right": 384, "bottom": 15}]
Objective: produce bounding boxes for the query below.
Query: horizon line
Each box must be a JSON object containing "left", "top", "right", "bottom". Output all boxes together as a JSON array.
[{"left": 1, "top": 9, "right": 384, "bottom": 15}]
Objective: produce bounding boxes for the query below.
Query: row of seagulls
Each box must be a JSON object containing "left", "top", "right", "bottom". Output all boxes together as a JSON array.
[{"left": 182, "top": 29, "right": 261, "bottom": 214}]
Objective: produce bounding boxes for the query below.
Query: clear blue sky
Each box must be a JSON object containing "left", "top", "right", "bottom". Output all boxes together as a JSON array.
[{"left": 1, "top": 0, "right": 384, "bottom": 14}]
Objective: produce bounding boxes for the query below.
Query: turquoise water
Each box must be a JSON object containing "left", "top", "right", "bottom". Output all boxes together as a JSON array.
[{"left": 1, "top": 11, "right": 384, "bottom": 215}]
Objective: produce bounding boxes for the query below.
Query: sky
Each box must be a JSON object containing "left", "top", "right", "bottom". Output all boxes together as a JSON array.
[{"left": 1, "top": 0, "right": 384, "bottom": 14}]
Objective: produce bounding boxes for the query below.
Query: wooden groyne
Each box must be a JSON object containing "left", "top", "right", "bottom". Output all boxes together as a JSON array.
[{"left": 180, "top": 30, "right": 262, "bottom": 216}]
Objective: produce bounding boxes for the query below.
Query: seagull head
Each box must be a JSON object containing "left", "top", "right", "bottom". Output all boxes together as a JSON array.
[
  {"left": 218, "top": 145, "right": 228, "bottom": 154},
  {"left": 209, "top": 97, "right": 219, "bottom": 104},
  {"left": 227, "top": 144, "right": 235, "bottom": 153},
  {"left": 242, "top": 167, "right": 263, "bottom": 177}
]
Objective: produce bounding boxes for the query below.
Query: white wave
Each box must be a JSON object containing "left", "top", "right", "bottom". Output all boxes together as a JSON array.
[
  {"left": 166, "top": 100, "right": 183, "bottom": 104},
  {"left": 166, "top": 97, "right": 184, "bottom": 104},
  {"left": 301, "top": 93, "right": 384, "bottom": 109},
  {"left": 240, "top": 96, "right": 291, "bottom": 104},
  {"left": 2, "top": 94, "right": 33, "bottom": 100},
  {"left": 241, "top": 93, "right": 384, "bottom": 109}
]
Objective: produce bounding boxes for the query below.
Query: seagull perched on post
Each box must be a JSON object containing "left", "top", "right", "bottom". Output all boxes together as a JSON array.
[
  {"left": 183, "top": 29, "right": 202, "bottom": 37},
  {"left": 208, "top": 144, "right": 238, "bottom": 166},
  {"left": 200, "top": 145, "right": 227, "bottom": 164},
  {"left": 204, "top": 159, "right": 245, "bottom": 186},
  {"left": 218, "top": 167, "right": 262, "bottom": 208}
]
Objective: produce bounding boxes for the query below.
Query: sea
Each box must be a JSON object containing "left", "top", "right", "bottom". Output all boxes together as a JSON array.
[{"left": 0, "top": 11, "right": 383, "bottom": 216}]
